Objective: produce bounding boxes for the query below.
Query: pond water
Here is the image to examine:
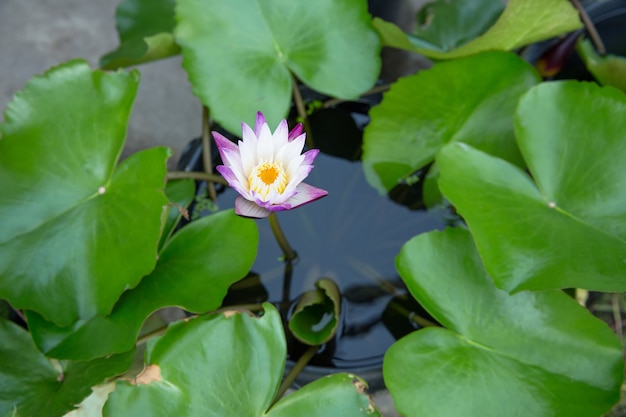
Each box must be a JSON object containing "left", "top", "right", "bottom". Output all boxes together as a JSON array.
[{"left": 185, "top": 146, "right": 451, "bottom": 368}]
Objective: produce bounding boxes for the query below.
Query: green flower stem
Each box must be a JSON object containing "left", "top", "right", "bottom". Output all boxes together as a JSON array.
[
  {"left": 268, "top": 212, "right": 297, "bottom": 262},
  {"left": 202, "top": 106, "right": 218, "bottom": 201},
  {"left": 291, "top": 75, "right": 314, "bottom": 149},
  {"left": 273, "top": 344, "right": 318, "bottom": 404},
  {"left": 166, "top": 171, "right": 228, "bottom": 185},
  {"left": 282, "top": 260, "right": 294, "bottom": 305}
]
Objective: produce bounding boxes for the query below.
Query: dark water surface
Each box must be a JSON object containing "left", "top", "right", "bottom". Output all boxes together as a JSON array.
[{"left": 218, "top": 152, "right": 448, "bottom": 368}]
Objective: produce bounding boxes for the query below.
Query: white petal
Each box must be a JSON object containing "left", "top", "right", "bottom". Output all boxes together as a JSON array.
[
  {"left": 242, "top": 122, "right": 258, "bottom": 148},
  {"left": 284, "top": 183, "right": 328, "bottom": 209},
  {"left": 235, "top": 196, "right": 271, "bottom": 218},
  {"left": 276, "top": 136, "right": 304, "bottom": 166},
  {"left": 238, "top": 139, "right": 257, "bottom": 175},
  {"left": 285, "top": 154, "right": 306, "bottom": 179},
  {"left": 272, "top": 119, "right": 289, "bottom": 149},
  {"left": 257, "top": 123, "right": 274, "bottom": 162}
]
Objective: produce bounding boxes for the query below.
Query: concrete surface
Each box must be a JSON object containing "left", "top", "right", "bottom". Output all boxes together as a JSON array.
[
  {"left": 0, "top": 0, "right": 201, "bottom": 169},
  {"left": 0, "top": 1, "right": 429, "bottom": 415}
]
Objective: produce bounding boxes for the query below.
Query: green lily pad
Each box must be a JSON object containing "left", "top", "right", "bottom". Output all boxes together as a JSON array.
[
  {"left": 27, "top": 209, "right": 258, "bottom": 360},
  {"left": 174, "top": 0, "right": 381, "bottom": 134},
  {"left": 100, "top": 0, "right": 180, "bottom": 69},
  {"left": 0, "top": 60, "right": 169, "bottom": 326},
  {"left": 363, "top": 51, "right": 538, "bottom": 193},
  {"left": 104, "top": 304, "right": 379, "bottom": 417},
  {"left": 385, "top": 227, "right": 623, "bottom": 417},
  {"left": 438, "top": 81, "right": 626, "bottom": 292},
  {"left": 288, "top": 278, "right": 341, "bottom": 345},
  {"left": 577, "top": 38, "right": 626, "bottom": 93},
  {"left": 374, "top": 0, "right": 582, "bottom": 60},
  {"left": 266, "top": 373, "right": 380, "bottom": 417},
  {"left": 0, "top": 319, "right": 134, "bottom": 417},
  {"left": 411, "top": 0, "right": 504, "bottom": 52}
]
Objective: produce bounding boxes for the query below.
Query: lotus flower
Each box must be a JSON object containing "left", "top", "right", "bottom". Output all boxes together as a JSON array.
[{"left": 213, "top": 112, "right": 328, "bottom": 218}]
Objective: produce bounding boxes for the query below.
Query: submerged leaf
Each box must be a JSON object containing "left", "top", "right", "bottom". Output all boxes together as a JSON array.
[
  {"left": 411, "top": 0, "right": 504, "bottom": 52},
  {"left": 374, "top": 0, "right": 582, "bottom": 60}
]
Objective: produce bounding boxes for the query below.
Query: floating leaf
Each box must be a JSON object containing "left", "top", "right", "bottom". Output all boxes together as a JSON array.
[
  {"left": 577, "top": 38, "right": 626, "bottom": 93},
  {"left": 0, "top": 319, "right": 133, "bottom": 417},
  {"left": 174, "top": 0, "right": 381, "bottom": 134},
  {"left": 438, "top": 81, "right": 626, "bottom": 292},
  {"left": 385, "top": 227, "right": 623, "bottom": 417},
  {"left": 266, "top": 373, "right": 380, "bottom": 417},
  {"left": 363, "top": 51, "right": 538, "bottom": 193},
  {"left": 289, "top": 278, "right": 341, "bottom": 345},
  {"left": 27, "top": 209, "right": 258, "bottom": 360},
  {"left": 411, "top": 0, "right": 504, "bottom": 52},
  {"left": 0, "top": 60, "right": 168, "bottom": 326},
  {"left": 374, "top": 0, "right": 582, "bottom": 60},
  {"left": 100, "top": 0, "right": 180, "bottom": 69},
  {"left": 103, "top": 304, "right": 379, "bottom": 417}
]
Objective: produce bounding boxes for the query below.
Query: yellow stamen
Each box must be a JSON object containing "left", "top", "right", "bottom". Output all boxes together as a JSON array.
[
  {"left": 258, "top": 163, "right": 279, "bottom": 185},
  {"left": 249, "top": 162, "right": 287, "bottom": 200}
]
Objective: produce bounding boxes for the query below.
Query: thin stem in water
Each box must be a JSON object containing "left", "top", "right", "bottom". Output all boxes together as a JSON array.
[
  {"left": 268, "top": 212, "right": 297, "bottom": 262},
  {"left": 571, "top": 0, "right": 606, "bottom": 55},
  {"left": 272, "top": 345, "right": 318, "bottom": 404}
]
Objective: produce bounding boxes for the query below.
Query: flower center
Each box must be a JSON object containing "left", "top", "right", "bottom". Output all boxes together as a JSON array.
[
  {"left": 258, "top": 164, "right": 279, "bottom": 185},
  {"left": 249, "top": 162, "right": 287, "bottom": 200}
]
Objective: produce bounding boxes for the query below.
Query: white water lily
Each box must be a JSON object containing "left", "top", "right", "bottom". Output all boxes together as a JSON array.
[{"left": 213, "top": 112, "right": 328, "bottom": 218}]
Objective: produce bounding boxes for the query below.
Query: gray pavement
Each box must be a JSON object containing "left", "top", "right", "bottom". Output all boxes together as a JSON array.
[{"left": 0, "top": 0, "right": 200, "bottom": 169}]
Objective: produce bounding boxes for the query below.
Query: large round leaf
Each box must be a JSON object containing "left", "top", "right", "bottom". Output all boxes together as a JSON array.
[
  {"left": 374, "top": 0, "right": 582, "bottom": 60},
  {"left": 103, "top": 304, "right": 379, "bottom": 417},
  {"left": 104, "top": 304, "right": 285, "bottom": 417},
  {"left": 438, "top": 81, "right": 626, "bottom": 292},
  {"left": 0, "top": 60, "right": 169, "bottom": 326},
  {"left": 385, "top": 227, "right": 623, "bottom": 417},
  {"left": 363, "top": 51, "right": 538, "bottom": 193},
  {"left": 27, "top": 209, "right": 258, "bottom": 360},
  {"left": 174, "top": 0, "right": 381, "bottom": 134},
  {"left": 0, "top": 319, "right": 134, "bottom": 417},
  {"left": 100, "top": 0, "right": 180, "bottom": 69}
]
